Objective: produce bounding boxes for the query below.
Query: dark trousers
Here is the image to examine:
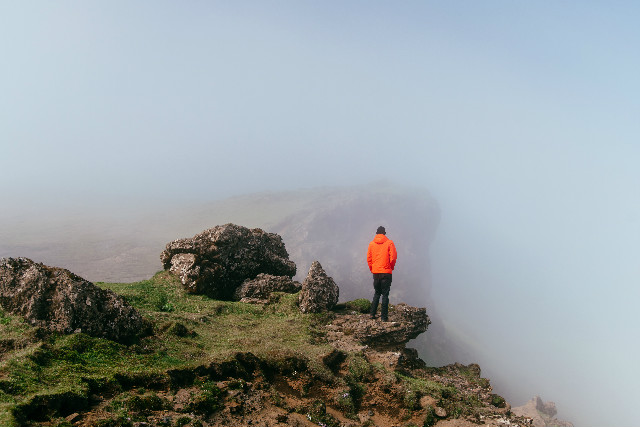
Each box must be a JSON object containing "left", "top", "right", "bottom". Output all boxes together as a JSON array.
[{"left": 370, "top": 273, "right": 392, "bottom": 320}]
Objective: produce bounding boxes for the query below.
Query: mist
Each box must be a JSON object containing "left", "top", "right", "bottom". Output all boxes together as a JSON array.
[{"left": 2, "top": 2, "right": 640, "bottom": 426}]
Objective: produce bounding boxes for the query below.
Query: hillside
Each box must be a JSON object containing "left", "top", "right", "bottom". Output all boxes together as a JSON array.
[{"left": 0, "top": 264, "right": 536, "bottom": 427}]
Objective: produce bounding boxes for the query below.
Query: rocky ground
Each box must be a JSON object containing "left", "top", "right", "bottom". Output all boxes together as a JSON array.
[
  {"left": 0, "top": 224, "right": 544, "bottom": 427},
  {"left": 19, "top": 297, "right": 535, "bottom": 427}
]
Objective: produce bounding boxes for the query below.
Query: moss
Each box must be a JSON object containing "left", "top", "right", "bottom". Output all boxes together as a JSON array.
[
  {"left": 491, "top": 394, "right": 507, "bottom": 408},
  {"left": 182, "top": 381, "right": 224, "bottom": 415},
  {"left": 174, "top": 416, "right": 193, "bottom": 426},
  {"left": 403, "top": 388, "right": 421, "bottom": 411},
  {"left": 306, "top": 399, "right": 341, "bottom": 427},
  {"left": 423, "top": 406, "right": 437, "bottom": 427},
  {"left": 335, "top": 389, "right": 357, "bottom": 416},
  {"left": 347, "top": 353, "right": 373, "bottom": 383},
  {"left": 12, "top": 387, "right": 89, "bottom": 424},
  {"left": 95, "top": 414, "right": 134, "bottom": 427},
  {"left": 123, "top": 392, "right": 167, "bottom": 413},
  {"left": 396, "top": 372, "right": 457, "bottom": 400},
  {"left": 344, "top": 299, "right": 372, "bottom": 314}
]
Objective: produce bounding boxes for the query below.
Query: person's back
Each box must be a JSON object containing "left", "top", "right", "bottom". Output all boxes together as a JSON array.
[
  {"left": 367, "top": 233, "right": 396, "bottom": 274},
  {"left": 367, "top": 226, "right": 397, "bottom": 321}
]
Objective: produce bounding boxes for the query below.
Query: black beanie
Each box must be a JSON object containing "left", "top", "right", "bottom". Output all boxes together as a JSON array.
[{"left": 376, "top": 226, "right": 386, "bottom": 235}]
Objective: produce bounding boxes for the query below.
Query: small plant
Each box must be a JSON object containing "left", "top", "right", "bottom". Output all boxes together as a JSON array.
[
  {"left": 491, "top": 394, "right": 506, "bottom": 408},
  {"left": 335, "top": 390, "right": 357, "bottom": 418},
  {"left": 423, "top": 406, "right": 437, "bottom": 427},
  {"left": 451, "top": 406, "right": 463, "bottom": 418},
  {"left": 124, "top": 392, "right": 166, "bottom": 414},
  {"left": 183, "top": 381, "right": 224, "bottom": 415},
  {"left": 403, "top": 388, "right": 421, "bottom": 411},
  {"left": 344, "top": 376, "right": 366, "bottom": 412},
  {"left": 306, "top": 399, "right": 340, "bottom": 427},
  {"left": 154, "top": 291, "right": 175, "bottom": 312},
  {"left": 345, "top": 299, "right": 371, "bottom": 314},
  {"left": 0, "top": 311, "right": 11, "bottom": 326},
  {"left": 174, "top": 416, "right": 192, "bottom": 426},
  {"left": 347, "top": 354, "right": 373, "bottom": 382}
]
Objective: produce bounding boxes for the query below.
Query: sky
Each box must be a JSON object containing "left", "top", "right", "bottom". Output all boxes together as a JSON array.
[{"left": 2, "top": 2, "right": 640, "bottom": 426}]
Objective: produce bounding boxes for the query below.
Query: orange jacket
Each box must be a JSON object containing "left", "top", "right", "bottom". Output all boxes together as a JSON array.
[{"left": 367, "top": 234, "right": 397, "bottom": 274}]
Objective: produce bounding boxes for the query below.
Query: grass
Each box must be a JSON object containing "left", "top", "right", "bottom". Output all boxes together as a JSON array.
[
  {"left": 0, "top": 271, "right": 334, "bottom": 425},
  {"left": 395, "top": 371, "right": 458, "bottom": 401},
  {"left": 0, "top": 270, "right": 501, "bottom": 426},
  {"left": 98, "top": 271, "right": 332, "bottom": 364}
]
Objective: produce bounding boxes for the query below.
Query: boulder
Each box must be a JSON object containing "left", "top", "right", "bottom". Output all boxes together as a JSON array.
[
  {"left": 0, "top": 257, "right": 151, "bottom": 344},
  {"left": 160, "top": 224, "right": 296, "bottom": 300},
  {"left": 233, "top": 273, "right": 301, "bottom": 301},
  {"left": 298, "top": 261, "right": 339, "bottom": 313},
  {"left": 325, "top": 303, "right": 430, "bottom": 348}
]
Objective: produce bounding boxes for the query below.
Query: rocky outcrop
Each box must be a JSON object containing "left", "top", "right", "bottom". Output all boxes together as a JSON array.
[
  {"left": 297, "top": 261, "right": 339, "bottom": 313},
  {"left": 233, "top": 273, "right": 301, "bottom": 301},
  {"left": 326, "top": 303, "right": 430, "bottom": 349},
  {"left": 160, "top": 224, "right": 296, "bottom": 300},
  {"left": 0, "top": 257, "right": 151, "bottom": 344},
  {"left": 512, "top": 396, "right": 574, "bottom": 427}
]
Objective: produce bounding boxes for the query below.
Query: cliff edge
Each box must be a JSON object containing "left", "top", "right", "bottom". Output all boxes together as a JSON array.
[{"left": 0, "top": 225, "right": 538, "bottom": 427}]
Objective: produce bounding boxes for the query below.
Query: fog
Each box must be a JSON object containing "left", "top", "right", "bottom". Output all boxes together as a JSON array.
[{"left": 2, "top": 2, "right": 640, "bottom": 426}]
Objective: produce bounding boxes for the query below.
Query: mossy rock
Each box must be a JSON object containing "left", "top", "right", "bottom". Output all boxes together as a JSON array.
[{"left": 491, "top": 394, "right": 507, "bottom": 408}]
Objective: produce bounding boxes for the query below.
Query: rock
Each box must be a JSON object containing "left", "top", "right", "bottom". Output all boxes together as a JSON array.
[
  {"left": 512, "top": 396, "right": 574, "bottom": 427},
  {"left": 397, "top": 347, "right": 427, "bottom": 370},
  {"left": 435, "top": 406, "right": 447, "bottom": 417},
  {"left": 233, "top": 273, "right": 301, "bottom": 301},
  {"left": 325, "top": 303, "right": 429, "bottom": 348},
  {"left": 65, "top": 413, "right": 81, "bottom": 423},
  {"left": 0, "top": 257, "right": 151, "bottom": 344},
  {"left": 298, "top": 261, "right": 339, "bottom": 313},
  {"left": 535, "top": 396, "right": 557, "bottom": 418},
  {"left": 160, "top": 224, "right": 296, "bottom": 300},
  {"left": 420, "top": 395, "right": 437, "bottom": 409}
]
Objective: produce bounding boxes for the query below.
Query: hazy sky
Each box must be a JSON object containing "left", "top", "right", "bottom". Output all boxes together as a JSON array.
[{"left": 2, "top": 2, "right": 639, "bottom": 426}]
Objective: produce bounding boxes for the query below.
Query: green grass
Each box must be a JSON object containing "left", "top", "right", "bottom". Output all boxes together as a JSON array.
[
  {"left": 395, "top": 371, "right": 458, "bottom": 401},
  {"left": 0, "top": 271, "right": 335, "bottom": 425}
]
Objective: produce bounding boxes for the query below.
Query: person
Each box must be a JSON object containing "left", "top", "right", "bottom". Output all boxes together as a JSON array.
[{"left": 367, "top": 226, "right": 397, "bottom": 322}]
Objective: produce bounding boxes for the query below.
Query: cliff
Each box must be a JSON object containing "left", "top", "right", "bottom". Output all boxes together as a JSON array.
[
  {"left": 0, "top": 271, "right": 532, "bottom": 427},
  {"left": 0, "top": 224, "right": 541, "bottom": 427}
]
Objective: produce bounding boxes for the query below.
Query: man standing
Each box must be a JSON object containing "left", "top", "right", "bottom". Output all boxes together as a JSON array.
[{"left": 367, "top": 226, "right": 397, "bottom": 322}]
